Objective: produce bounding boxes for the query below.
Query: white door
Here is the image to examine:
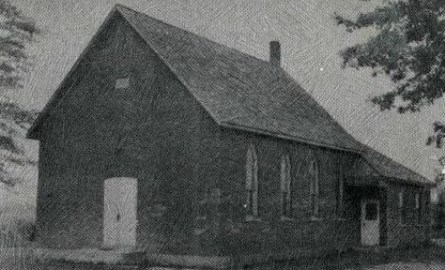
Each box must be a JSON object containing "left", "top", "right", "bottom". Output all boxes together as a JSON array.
[
  {"left": 103, "top": 177, "right": 137, "bottom": 249},
  {"left": 361, "top": 200, "right": 380, "bottom": 246}
]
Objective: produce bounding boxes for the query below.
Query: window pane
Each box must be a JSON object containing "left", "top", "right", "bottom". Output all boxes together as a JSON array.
[
  {"left": 309, "top": 161, "right": 319, "bottom": 195},
  {"left": 399, "top": 191, "right": 404, "bottom": 208},
  {"left": 246, "top": 144, "right": 258, "bottom": 216},
  {"left": 365, "top": 203, "right": 378, "bottom": 221},
  {"left": 115, "top": 78, "right": 130, "bottom": 89},
  {"left": 415, "top": 193, "right": 420, "bottom": 209},
  {"left": 280, "top": 155, "right": 287, "bottom": 191}
]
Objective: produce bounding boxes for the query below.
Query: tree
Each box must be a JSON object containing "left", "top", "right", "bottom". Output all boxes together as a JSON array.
[
  {"left": 0, "top": 0, "right": 39, "bottom": 90},
  {"left": 336, "top": 0, "right": 445, "bottom": 113},
  {"left": 336, "top": 0, "right": 445, "bottom": 228},
  {"left": 427, "top": 121, "right": 445, "bottom": 148},
  {"left": 0, "top": 99, "right": 38, "bottom": 187},
  {"left": 0, "top": 0, "right": 39, "bottom": 187}
]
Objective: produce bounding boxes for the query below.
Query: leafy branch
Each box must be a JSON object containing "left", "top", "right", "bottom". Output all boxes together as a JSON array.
[{"left": 336, "top": 0, "right": 445, "bottom": 113}]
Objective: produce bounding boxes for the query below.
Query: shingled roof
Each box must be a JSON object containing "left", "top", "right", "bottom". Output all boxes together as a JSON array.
[{"left": 27, "top": 4, "right": 433, "bottom": 186}]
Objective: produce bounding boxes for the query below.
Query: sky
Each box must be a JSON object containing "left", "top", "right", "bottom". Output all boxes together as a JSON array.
[{"left": 10, "top": 0, "right": 445, "bottom": 181}]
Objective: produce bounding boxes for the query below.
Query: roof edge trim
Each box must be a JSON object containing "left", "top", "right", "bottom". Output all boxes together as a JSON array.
[
  {"left": 27, "top": 5, "right": 126, "bottom": 140},
  {"left": 219, "top": 121, "right": 360, "bottom": 154}
]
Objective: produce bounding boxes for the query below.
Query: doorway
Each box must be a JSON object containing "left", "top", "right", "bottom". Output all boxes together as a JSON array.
[
  {"left": 103, "top": 177, "right": 137, "bottom": 249},
  {"left": 360, "top": 199, "right": 380, "bottom": 246}
]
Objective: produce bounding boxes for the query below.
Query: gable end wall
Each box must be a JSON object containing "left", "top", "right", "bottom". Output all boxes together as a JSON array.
[{"left": 35, "top": 14, "right": 221, "bottom": 250}]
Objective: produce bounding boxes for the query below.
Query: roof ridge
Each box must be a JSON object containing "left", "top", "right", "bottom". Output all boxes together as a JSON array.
[{"left": 114, "top": 4, "right": 272, "bottom": 67}]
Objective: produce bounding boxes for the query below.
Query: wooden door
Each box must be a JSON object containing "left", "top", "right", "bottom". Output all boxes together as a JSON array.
[
  {"left": 103, "top": 177, "right": 137, "bottom": 249},
  {"left": 360, "top": 200, "right": 380, "bottom": 246}
]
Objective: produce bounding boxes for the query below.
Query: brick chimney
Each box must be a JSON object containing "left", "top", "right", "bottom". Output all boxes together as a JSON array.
[{"left": 270, "top": 41, "right": 281, "bottom": 67}]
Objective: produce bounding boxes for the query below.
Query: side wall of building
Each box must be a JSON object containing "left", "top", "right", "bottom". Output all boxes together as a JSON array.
[
  {"left": 210, "top": 128, "right": 431, "bottom": 257},
  {"left": 210, "top": 129, "right": 358, "bottom": 256}
]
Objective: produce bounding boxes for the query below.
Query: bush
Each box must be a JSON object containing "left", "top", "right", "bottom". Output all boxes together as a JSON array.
[{"left": 0, "top": 220, "right": 36, "bottom": 248}]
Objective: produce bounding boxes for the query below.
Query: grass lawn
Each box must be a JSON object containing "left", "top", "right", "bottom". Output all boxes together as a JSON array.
[
  {"left": 2, "top": 244, "right": 445, "bottom": 270},
  {"left": 252, "top": 244, "right": 445, "bottom": 270}
]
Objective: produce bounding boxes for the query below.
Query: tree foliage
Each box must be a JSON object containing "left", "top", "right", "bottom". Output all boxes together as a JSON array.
[
  {"left": 0, "top": 1, "right": 39, "bottom": 187},
  {"left": 426, "top": 121, "right": 445, "bottom": 184},
  {"left": 336, "top": 0, "right": 445, "bottom": 113},
  {"left": 0, "top": 99, "right": 38, "bottom": 187},
  {"left": 0, "top": 0, "right": 39, "bottom": 89},
  {"left": 427, "top": 121, "right": 445, "bottom": 148}
]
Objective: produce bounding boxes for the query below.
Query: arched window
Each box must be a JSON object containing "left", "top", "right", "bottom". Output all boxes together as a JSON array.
[
  {"left": 415, "top": 192, "right": 421, "bottom": 223},
  {"left": 336, "top": 158, "right": 344, "bottom": 217},
  {"left": 280, "top": 153, "right": 292, "bottom": 217},
  {"left": 309, "top": 160, "right": 320, "bottom": 218},
  {"left": 246, "top": 144, "right": 258, "bottom": 217},
  {"left": 399, "top": 189, "right": 406, "bottom": 224}
]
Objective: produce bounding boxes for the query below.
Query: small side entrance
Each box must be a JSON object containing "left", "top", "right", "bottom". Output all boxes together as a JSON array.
[
  {"left": 103, "top": 177, "right": 137, "bottom": 249},
  {"left": 360, "top": 199, "right": 380, "bottom": 246}
]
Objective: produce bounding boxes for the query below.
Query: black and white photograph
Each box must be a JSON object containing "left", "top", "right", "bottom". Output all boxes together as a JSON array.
[{"left": 1, "top": 0, "right": 445, "bottom": 269}]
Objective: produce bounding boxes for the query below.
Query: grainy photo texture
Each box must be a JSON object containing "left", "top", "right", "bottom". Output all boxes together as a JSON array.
[{"left": 1, "top": 1, "right": 445, "bottom": 269}]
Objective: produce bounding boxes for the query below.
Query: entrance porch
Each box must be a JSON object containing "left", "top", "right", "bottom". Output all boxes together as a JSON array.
[{"left": 344, "top": 182, "right": 388, "bottom": 247}]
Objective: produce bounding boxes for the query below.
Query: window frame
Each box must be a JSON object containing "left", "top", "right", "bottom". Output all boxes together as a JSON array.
[
  {"left": 400, "top": 189, "right": 421, "bottom": 225},
  {"left": 336, "top": 158, "right": 345, "bottom": 218},
  {"left": 245, "top": 143, "right": 259, "bottom": 219},
  {"left": 115, "top": 77, "right": 130, "bottom": 89},
  {"left": 309, "top": 159, "right": 320, "bottom": 219},
  {"left": 415, "top": 192, "right": 422, "bottom": 224},
  {"left": 399, "top": 189, "right": 406, "bottom": 224},
  {"left": 280, "top": 153, "right": 292, "bottom": 218}
]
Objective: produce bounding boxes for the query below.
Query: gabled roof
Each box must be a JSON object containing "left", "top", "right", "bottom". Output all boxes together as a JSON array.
[{"left": 27, "top": 4, "right": 434, "bottom": 186}]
